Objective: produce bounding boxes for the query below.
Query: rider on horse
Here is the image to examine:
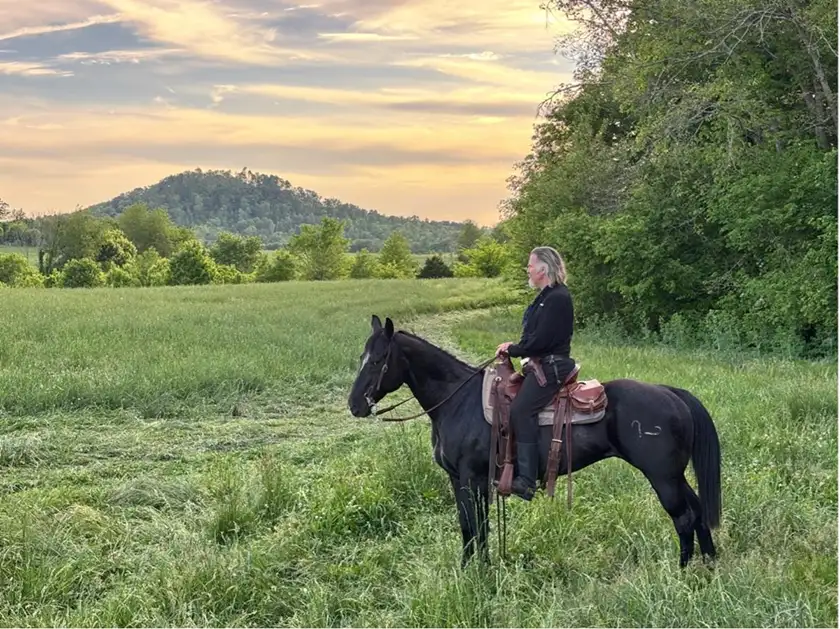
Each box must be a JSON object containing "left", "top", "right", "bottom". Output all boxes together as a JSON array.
[{"left": 495, "top": 246, "right": 576, "bottom": 501}]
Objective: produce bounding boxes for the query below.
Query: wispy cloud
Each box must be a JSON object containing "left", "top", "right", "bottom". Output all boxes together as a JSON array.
[
  {"left": 0, "top": 61, "right": 73, "bottom": 77},
  {"left": 57, "top": 48, "right": 179, "bottom": 65},
  {"left": 0, "top": 14, "right": 123, "bottom": 42},
  {"left": 97, "top": 0, "right": 322, "bottom": 65}
]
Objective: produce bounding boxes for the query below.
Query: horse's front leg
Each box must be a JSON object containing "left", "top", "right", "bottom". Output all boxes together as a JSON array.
[{"left": 449, "top": 473, "right": 490, "bottom": 568}]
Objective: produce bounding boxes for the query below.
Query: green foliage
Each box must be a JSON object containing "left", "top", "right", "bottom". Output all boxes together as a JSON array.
[
  {"left": 417, "top": 255, "right": 453, "bottom": 279},
  {"left": 209, "top": 232, "right": 262, "bottom": 273},
  {"left": 213, "top": 264, "right": 249, "bottom": 285},
  {"left": 0, "top": 253, "right": 43, "bottom": 288},
  {"left": 456, "top": 220, "right": 484, "bottom": 251},
  {"left": 116, "top": 203, "right": 184, "bottom": 257},
  {"left": 168, "top": 240, "right": 216, "bottom": 286},
  {"left": 349, "top": 249, "right": 380, "bottom": 279},
  {"left": 87, "top": 168, "right": 464, "bottom": 253},
  {"left": 38, "top": 211, "right": 114, "bottom": 273},
  {"left": 459, "top": 237, "right": 511, "bottom": 278},
  {"left": 134, "top": 249, "right": 170, "bottom": 287},
  {"left": 503, "top": 0, "right": 838, "bottom": 357},
  {"left": 288, "top": 217, "right": 350, "bottom": 281},
  {"left": 105, "top": 265, "right": 140, "bottom": 288},
  {"left": 254, "top": 250, "right": 296, "bottom": 282},
  {"left": 377, "top": 232, "right": 415, "bottom": 278},
  {"left": 59, "top": 258, "right": 105, "bottom": 288},
  {"left": 96, "top": 228, "right": 137, "bottom": 269}
]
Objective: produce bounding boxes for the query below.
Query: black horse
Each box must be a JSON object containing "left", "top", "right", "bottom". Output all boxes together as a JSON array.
[{"left": 348, "top": 315, "right": 722, "bottom": 569}]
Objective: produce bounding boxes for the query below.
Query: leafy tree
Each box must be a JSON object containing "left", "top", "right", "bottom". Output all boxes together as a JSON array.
[
  {"left": 461, "top": 237, "right": 510, "bottom": 278},
  {"left": 287, "top": 217, "right": 349, "bottom": 280},
  {"left": 417, "top": 255, "right": 454, "bottom": 278},
  {"left": 378, "top": 232, "right": 415, "bottom": 278},
  {"left": 96, "top": 229, "right": 137, "bottom": 269},
  {"left": 117, "top": 203, "right": 183, "bottom": 257},
  {"left": 60, "top": 258, "right": 106, "bottom": 288},
  {"left": 135, "top": 249, "right": 170, "bottom": 287},
  {"left": 168, "top": 240, "right": 216, "bottom": 285},
  {"left": 38, "top": 211, "right": 113, "bottom": 273},
  {"left": 349, "top": 249, "right": 380, "bottom": 279},
  {"left": 456, "top": 220, "right": 483, "bottom": 252},
  {"left": 255, "top": 250, "right": 297, "bottom": 282},
  {"left": 501, "top": 0, "right": 838, "bottom": 356},
  {"left": 209, "top": 231, "right": 262, "bottom": 273},
  {"left": 0, "top": 253, "right": 43, "bottom": 287}
]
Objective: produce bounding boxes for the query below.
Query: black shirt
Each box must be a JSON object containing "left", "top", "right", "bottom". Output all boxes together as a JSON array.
[{"left": 508, "top": 283, "right": 574, "bottom": 359}]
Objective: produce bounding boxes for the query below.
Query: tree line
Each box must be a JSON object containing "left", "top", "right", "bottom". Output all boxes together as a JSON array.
[
  {"left": 0, "top": 203, "right": 510, "bottom": 289},
  {"left": 501, "top": 0, "right": 837, "bottom": 357}
]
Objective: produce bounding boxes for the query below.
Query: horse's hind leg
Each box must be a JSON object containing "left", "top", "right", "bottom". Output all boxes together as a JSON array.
[
  {"left": 682, "top": 479, "right": 716, "bottom": 563},
  {"left": 648, "top": 474, "right": 696, "bottom": 568}
]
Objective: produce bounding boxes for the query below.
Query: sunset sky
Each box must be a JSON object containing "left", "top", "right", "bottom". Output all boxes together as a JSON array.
[{"left": 1, "top": 1, "right": 575, "bottom": 226}]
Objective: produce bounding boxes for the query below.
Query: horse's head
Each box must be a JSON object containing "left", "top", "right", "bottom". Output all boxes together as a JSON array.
[{"left": 348, "top": 315, "right": 408, "bottom": 417}]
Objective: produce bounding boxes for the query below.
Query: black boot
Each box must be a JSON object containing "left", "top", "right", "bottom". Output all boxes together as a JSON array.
[{"left": 511, "top": 442, "right": 538, "bottom": 501}]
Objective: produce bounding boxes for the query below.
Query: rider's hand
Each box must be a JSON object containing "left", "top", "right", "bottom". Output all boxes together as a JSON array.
[{"left": 495, "top": 342, "right": 512, "bottom": 358}]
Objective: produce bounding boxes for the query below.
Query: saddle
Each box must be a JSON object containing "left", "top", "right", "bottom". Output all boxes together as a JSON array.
[{"left": 486, "top": 356, "right": 607, "bottom": 507}]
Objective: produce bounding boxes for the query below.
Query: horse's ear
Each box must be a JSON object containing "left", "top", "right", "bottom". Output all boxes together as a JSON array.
[
  {"left": 385, "top": 317, "right": 394, "bottom": 339},
  {"left": 371, "top": 315, "right": 382, "bottom": 331}
]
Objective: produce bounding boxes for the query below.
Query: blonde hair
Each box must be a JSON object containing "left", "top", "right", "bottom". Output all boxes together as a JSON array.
[{"left": 531, "top": 246, "right": 567, "bottom": 285}]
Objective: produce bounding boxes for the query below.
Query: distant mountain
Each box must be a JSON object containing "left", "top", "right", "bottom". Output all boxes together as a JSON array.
[{"left": 86, "top": 168, "right": 465, "bottom": 253}]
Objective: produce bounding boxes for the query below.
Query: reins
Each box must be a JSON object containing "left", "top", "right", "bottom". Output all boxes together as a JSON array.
[{"left": 370, "top": 355, "right": 498, "bottom": 422}]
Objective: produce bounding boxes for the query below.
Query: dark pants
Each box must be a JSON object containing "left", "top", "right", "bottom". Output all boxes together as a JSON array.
[{"left": 510, "top": 357, "right": 576, "bottom": 443}]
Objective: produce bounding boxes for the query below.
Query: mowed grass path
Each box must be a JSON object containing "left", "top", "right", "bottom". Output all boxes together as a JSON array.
[{"left": 0, "top": 282, "right": 835, "bottom": 626}]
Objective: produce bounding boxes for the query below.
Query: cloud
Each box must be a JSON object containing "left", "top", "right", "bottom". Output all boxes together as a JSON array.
[
  {"left": 57, "top": 48, "right": 179, "bottom": 63},
  {"left": 0, "top": 61, "right": 73, "bottom": 77},
  {"left": 318, "top": 32, "right": 419, "bottom": 42},
  {"left": 0, "top": 14, "right": 123, "bottom": 42},
  {"left": 232, "top": 81, "right": 542, "bottom": 118},
  {"left": 96, "top": 0, "right": 328, "bottom": 65}
]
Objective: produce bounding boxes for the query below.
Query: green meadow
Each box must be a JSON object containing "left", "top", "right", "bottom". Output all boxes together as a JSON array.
[{"left": 0, "top": 279, "right": 835, "bottom": 627}]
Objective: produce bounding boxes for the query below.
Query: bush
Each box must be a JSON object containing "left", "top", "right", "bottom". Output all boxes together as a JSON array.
[
  {"left": 417, "top": 255, "right": 453, "bottom": 279},
  {"left": 60, "top": 258, "right": 105, "bottom": 288},
  {"left": 169, "top": 240, "right": 216, "bottom": 286},
  {"left": 254, "top": 250, "right": 296, "bottom": 282},
  {"left": 135, "top": 250, "right": 170, "bottom": 287},
  {"left": 349, "top": 250, "right": 380, "bottom": 279},
  {"left": 213, "top": 264, "right": 248, "bottom": 285},
  {"left": 0, "top": 253, "right": 43, "bottom": 287},
  {"left": 106, "top": 265, "right": 140, "bottom": 288},
  {"left": 96, "top": 229, "right": 137, "bottom": 269}
]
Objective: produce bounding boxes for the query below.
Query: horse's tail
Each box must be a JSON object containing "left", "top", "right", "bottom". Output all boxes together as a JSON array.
[{"left": 665, "top": 386, "right": 722, "bottom": 529}]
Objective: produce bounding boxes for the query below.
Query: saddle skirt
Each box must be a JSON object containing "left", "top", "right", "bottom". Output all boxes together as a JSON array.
[{"left": 481, "top": 363, "right": 606, "bottom": 426}]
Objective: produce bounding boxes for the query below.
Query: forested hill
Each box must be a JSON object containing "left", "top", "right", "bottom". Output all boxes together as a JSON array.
[{"left": 86, "top": 168, "right": 466, "bottom": 252}]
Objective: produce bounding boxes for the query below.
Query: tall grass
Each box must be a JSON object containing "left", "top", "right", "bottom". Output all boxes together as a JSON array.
[
  {"left": 0, "top": 278, "right": 513, "bottom": 416},
  {"left": 0, "top": 284, "right": 834, "bottom": 626}
]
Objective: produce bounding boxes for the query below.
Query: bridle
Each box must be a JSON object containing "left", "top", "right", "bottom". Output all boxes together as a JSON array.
[{"left": 363, "top": 340, "right": 497, "bottom": 422}]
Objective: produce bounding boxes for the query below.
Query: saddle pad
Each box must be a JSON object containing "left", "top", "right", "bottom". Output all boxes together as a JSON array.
[{"left": 482, "top": 368, "right": 605, "bottom": 426}]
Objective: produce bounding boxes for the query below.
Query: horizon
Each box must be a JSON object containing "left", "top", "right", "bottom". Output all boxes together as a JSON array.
[{"left": 0, "top": 1, "right": 577, "bottom": 227}]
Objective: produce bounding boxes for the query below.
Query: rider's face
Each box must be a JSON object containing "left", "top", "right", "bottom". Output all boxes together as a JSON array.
[{"left": 526, "top": 254, "right": 544, "bottom": 288}]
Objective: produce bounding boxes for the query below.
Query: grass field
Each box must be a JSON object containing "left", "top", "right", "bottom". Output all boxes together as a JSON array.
[{"left": 0, "top": 280, "right": 835, "bottom": 626}]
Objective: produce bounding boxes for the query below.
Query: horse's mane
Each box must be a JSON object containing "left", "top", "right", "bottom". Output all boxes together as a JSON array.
[{"left": 395, "top": 329, "right": 480, "bottom": 376}]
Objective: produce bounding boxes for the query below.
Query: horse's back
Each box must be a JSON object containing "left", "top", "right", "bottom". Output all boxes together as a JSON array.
[{"left": 602, "top": 378, "right": 695, "bottom": 466}]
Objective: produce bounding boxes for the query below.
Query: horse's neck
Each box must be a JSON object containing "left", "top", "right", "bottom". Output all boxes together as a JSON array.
[{"left": 395, "top": 333, "right": 476, "bottom": 420}]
